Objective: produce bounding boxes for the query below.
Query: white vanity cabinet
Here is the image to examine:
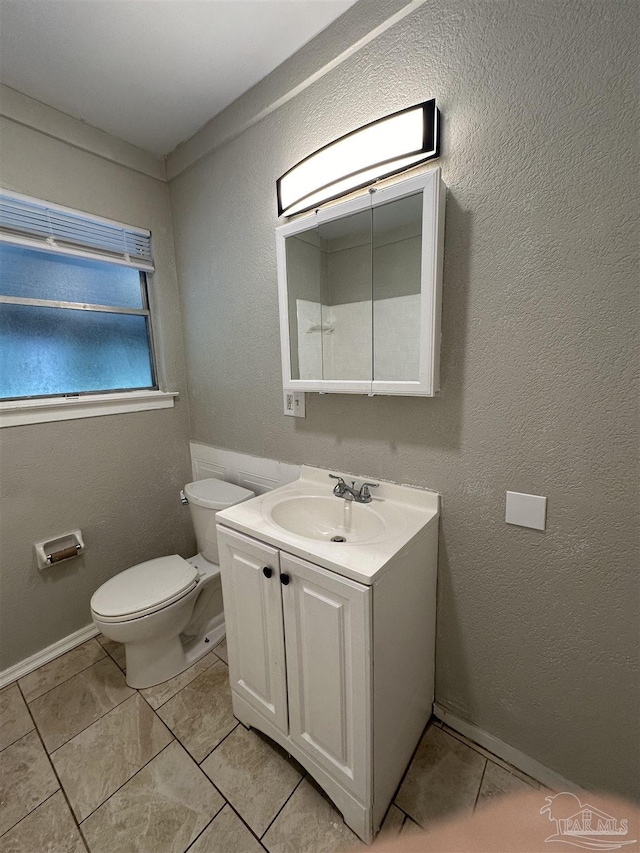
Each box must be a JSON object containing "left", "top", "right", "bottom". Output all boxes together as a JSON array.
[{"left": 216, "top": 515, "right": 438, "bottom": 844}]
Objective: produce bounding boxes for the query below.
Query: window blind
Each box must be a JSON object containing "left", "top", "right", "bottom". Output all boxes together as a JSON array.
[{"left": 0, "top": 189, "right": 154, "bottom": 271}]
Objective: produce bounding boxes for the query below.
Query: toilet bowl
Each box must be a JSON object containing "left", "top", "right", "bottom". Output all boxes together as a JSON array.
[{"left": 91, "top": 478, "right": 254, "bottom": 689}]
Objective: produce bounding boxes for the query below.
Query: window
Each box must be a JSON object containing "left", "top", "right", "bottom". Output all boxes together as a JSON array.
[{"left": 0, "top": 190, "right": 161, "bottom": 405}]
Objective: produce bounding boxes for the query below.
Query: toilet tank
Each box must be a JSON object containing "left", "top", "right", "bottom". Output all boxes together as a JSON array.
[{"left": 184, "top": 479, "right": 255, "bottom": 564}]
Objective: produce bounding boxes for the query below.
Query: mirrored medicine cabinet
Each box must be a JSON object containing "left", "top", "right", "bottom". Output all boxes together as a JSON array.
[{"left": 276, "top": 168, "right": 446, "bottom": 396}]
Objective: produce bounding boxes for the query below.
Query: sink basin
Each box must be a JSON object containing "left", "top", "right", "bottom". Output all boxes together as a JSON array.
[
  {"left": 268, "top": 495, "right": 386, "bottom": 543},
  {"left": 216, "top": 465, "right": 439, "bottom": 584}
]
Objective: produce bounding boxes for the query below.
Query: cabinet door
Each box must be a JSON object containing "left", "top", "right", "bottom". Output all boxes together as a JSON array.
[
  {"left": 280, "top": 553, "right": 372, "bottom": 801},
  {"left": 217, "top": 527, "right": 288, "bottom": 734}
]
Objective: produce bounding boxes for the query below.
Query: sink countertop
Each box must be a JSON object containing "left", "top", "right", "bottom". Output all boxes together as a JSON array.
[{"left": 215, "top": 465, "right": 439, "bottom": 586}]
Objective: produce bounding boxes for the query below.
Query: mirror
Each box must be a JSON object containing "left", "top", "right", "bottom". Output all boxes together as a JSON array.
[
  {"left": 373, "top": 192, "right": 422, "bottom": 381},
  {"left": 277, "top": 167, "right": 445, "bottom": 396},
  {"left": 285, "top": 208, "right": 372, "bottom": 382}
]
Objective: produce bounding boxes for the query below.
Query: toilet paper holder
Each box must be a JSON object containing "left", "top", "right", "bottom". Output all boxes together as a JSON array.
[{"left": 35, "top": 530, "right": 85, "bottom": 570}]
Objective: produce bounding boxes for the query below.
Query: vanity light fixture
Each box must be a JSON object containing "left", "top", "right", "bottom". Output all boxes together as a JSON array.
[{"left": 276, "top": 99, "right": 439, "bottom": 217}]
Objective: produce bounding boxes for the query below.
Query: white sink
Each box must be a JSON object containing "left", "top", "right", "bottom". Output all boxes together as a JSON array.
[
  {"left": 215, "top": 466, "right": 439, "bottom": 585},
  {"left": 268, "top": 495, "right": 386, "bottom": 543}
]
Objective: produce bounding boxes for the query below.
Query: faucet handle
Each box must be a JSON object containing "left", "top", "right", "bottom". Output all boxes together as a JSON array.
[
  {"left": 329, "top": 474, "right": 347, "bottom": 496},
  {"left": 358, "top": 482, "right": 379, "bottom": 502}
]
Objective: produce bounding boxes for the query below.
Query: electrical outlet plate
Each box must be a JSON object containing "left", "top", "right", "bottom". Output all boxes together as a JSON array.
[{"left": 284, "top": 391, "right": 305, "bottom": 417}]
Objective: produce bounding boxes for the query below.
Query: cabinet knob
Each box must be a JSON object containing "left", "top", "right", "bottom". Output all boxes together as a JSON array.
[
  {"left": 262, "top": 567, "right": 272, "bottom": 579},
  {"left": 280, "top": 573, "right": 290, "bottom": 585}
]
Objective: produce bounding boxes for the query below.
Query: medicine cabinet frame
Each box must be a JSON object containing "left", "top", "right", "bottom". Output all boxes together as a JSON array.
[{"left": 276, "top": 167, "right": 446, "bottom": 396}]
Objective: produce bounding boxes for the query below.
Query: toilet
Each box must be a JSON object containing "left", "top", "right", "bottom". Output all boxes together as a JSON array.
[{"left": 91, "top": 478, "right": 254, "bottom": 689}]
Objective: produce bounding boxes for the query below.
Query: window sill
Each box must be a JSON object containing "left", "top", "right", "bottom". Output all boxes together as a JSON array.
[{"left": 0, "top": 390, "right": 178, "bottom": 428}]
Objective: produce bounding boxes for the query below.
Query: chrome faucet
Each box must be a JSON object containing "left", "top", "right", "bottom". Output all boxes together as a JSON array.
[{"left": 329, "top": 474, "right": 379, "bottom": 503}]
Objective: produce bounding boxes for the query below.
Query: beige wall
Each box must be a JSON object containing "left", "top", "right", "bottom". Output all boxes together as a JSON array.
[
  {"left": 169, "top": 0, "right": 639, "bottom": 799},
  {"left": 0, "top": 109, "right": 195, "bottom": 669}
]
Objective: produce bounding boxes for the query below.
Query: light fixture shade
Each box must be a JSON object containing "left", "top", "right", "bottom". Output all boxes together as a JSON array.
[{"left": 277, "top": 99, "right": 439, "bottom": 217}]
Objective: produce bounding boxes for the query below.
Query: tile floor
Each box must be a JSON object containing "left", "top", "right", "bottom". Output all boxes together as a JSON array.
[{"left": 0, "top": 635, "right": 545, "bottom": 852}]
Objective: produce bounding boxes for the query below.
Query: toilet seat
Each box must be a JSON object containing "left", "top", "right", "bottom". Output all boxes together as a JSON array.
[{"left": 91, "top": 555, "right": 199, "bottom": 623}]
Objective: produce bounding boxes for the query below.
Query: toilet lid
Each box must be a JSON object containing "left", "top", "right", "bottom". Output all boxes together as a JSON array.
[
  {"left": 184, "top": 478, "right": 254, "bottom": 509},
  {"left": 91, "top": 555, "right": 199, "bottom": 619}
]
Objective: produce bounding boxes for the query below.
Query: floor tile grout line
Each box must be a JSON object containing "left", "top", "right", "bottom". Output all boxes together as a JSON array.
[
  {"left": 47, "top": 692, "right": 175, "bottom": 828},
  {"left": 384, "top": 800, "right": 412, "bottom": 834},
  {"left": 19, "top": 645, "right": 109, "bottom": 705},
  {"left": 215, "top": 798, "right": 271, "bottom": 851},
  {"left": 392, "top": 802, "right": 411, "bottom": 821},
  {"left": 473, "top": 759, "right": 489, "bottom": 812},
  {"left": 15, "top": 680, "right": 91, "bottom": 853},
  {"left": 379, "top": 803, "right": 409, "bottom": 839},
  {"left": 46, "top": 686, "right": 138, "bottom": 757},
  {"left": 146, "top": 711, "right": 194, "bottom": 759},
  {"left": 77, "top": 736, "right": 177, "bottom": 827},
  {"left": 390, "top": 716, "right": 439, "bottom": 820},
  {"left": 153, "top": 707, "right": 269, "bottom": 853},
  {"left": 439, "top": 723, "right": 542, "bottom": 787},
  {"left": 182, "top": 799, "right": 228, "bottom": 853},
  {"left": 0, "top": 788, "right": 60, "bottom": 841},
  {"left": 259, "top": 771, "right": 307, "bottom": 841},
  {"left": 148, "top": 700, "right": 256, "bottom": 852},
  {"left": 95, "top": 635, "right": 118, "bottom": 652},
  {"left": 141, "top": 680, "right": 276, "bottom": 847},
  {"left": 193, "top": 721, "right": 306, "bottom": 847},
  {"left": 103, "top": 651, "right": 125, "bottom": 672},
  {"left": 149, "top": 654, "right": 228, "bottom": 718},
  {"left": 390, "top": 715, "right": 494, "bottom": 829},
  {"left": 196, "top": 719, "right": 241, "bottom": 766},
  {"left": 151, "top": 663, "right": 240, "bottom": 763},
  {"left": 137, "top": 684, "right": 162, "bottom": 713},
  {"left": 206, "top": 645, "right": 228, "bottom": 669},
  {"left": 145, "top": 653, "right": 222, "bottom": 711},
  {"left": 0, "top": 723, "right": 36, "bottom": 756},
  {"left": 136, "top": 680, "right": 238, "bottom": 765},
  {"left": 95, "top": 636, "right": 127, "bottom": 672}
]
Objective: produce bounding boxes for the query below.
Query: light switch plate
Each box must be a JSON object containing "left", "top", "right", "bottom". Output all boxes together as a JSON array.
[
  {"left": 284, "top": 391, "right": 305, "bottom": 418},
  {"left": 505, "top": 491, "right": 547, "bottom": 531}
]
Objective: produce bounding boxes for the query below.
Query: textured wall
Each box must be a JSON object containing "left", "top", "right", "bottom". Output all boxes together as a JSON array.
[
  {"left": 169, "top": 0, "right": 638, "bottom": 798},
  {"left": 0, "top": 117, "right": 195, "bottom": 669}
]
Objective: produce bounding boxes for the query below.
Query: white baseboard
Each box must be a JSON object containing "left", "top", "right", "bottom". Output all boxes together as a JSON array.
[
  {"left": 0, "top": 623, "right": 99, "bottom": 689},
  {"left": 433, "top": 704, "right": 586, "bottom": 794}
]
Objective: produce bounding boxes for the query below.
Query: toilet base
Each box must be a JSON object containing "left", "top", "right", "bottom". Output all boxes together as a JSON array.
[
  {"left": 124, "top": 613, "right": 226, "bottom": 689},
  {"left": 125, "top": 633, "right": 188, "bottom": 689},
  {"left": 182, "top": 612, "right": 226, "bottom": 667}
]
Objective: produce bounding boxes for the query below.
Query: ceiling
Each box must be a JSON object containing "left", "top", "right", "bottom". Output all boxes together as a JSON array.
[{"left": 0, "top": 0, "right": 358, "bottom": 157}]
